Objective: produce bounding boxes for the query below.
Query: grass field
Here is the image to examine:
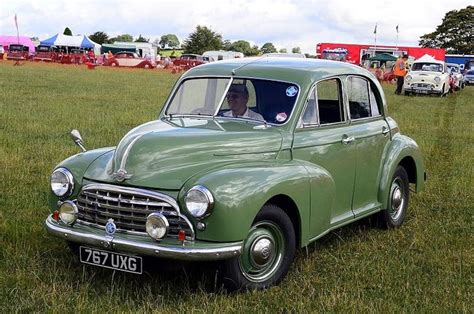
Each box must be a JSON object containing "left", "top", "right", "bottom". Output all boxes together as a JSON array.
[{"left": 0, "top": 61, "right": 472, "bottom": 312}]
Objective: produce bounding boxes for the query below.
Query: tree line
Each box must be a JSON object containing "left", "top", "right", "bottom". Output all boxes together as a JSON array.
[
  {"left": 84, "top": 26, "right": 302, "bottom": 57},
  {"left": 65, "top": 5, "right": 472, "bottom": 57}
]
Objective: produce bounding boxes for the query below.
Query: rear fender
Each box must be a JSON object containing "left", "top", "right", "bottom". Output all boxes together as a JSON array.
[{"left": 378, "top": 134, "right": 425, "bottom": 209}]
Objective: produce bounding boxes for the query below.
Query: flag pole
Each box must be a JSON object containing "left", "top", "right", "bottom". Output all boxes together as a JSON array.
[
  {"left": 374, "top": 23, "right": 377, "bottom": 53},
  {"left": 396, "top": 24, "right": 399, "bottom": 50},
  {"left": 15, "top": 14, "right": 19, "bottom": 44}
]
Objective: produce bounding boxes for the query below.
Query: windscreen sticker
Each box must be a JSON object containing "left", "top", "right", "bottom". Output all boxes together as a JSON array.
[
  {"left": 276, "top": 112, "right": 288, "bottom": 122},
  {"left": 286, "top": 86, "right": 298, "bottom": 97}
]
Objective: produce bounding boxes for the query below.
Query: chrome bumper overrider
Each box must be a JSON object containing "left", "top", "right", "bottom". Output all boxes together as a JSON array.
[{"left": 45, "top": 215, "right": 242, "bottom": 261}]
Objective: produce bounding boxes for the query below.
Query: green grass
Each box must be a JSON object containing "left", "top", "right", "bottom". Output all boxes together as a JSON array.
[{"left": 0, "top": 61, "right": 472, "bottom": 312}]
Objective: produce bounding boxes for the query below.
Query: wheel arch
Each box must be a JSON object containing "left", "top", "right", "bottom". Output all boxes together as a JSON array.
[
  {"left": 399, "top": 156, "right": 417, "bottom": 185},
  {"left": 378, "top": 134, "right": 425, "bottom": 209},
  {"left": 265, "top": 194, "right": 301, "bottom": 248}
]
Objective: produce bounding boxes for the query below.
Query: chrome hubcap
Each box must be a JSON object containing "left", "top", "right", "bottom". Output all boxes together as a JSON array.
[
  {"left": 390, "top": 179, "right": 405, "bottom": 220},
  {"left": 250, "top": 237, "right": 275, "bottom": 268},
  {"left": 238, "top": 221, "right": 285, "bottom": 283},
  {"left": 392, "top": 187, "right": 402, "bottom": 209}
]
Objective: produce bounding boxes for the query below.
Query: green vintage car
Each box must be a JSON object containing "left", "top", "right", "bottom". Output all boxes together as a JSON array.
[{"left": 45, "top": 57, "right": 425, "bottom": 290}]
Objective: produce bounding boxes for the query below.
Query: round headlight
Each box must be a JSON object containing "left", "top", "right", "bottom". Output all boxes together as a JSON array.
[
  {"left": 59, "top": 201, "right": 78, "bottom": 225},
  {"left": 51, "top": 168, "right": 74, "bottom": 197},
  {"left": 434, "top": 76, "right": 441, "bottom": 84},
  {"left": 146, "top": 213, "right": 169, "bottom": 240},
  {"left": 405, "top": 75, "right": 412, "bottom": 81},
  {"left": 185, "top": 185, "right": 214, "bottom": 218}
]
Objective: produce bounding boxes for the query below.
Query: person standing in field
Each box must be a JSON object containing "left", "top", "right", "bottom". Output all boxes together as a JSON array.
[{"left": 394, "top": 54, "right": 409, "bottom": 95}]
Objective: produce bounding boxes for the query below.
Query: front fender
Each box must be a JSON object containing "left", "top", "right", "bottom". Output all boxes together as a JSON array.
[
  {"left": 179, "top": 161, "right": 311, "bottom": 243},
  {"left": 378, "top": 134, "right": 425, "bottom": 209},
  {"left": 48, "top": 147, "right": 115, "bottom": 209}
]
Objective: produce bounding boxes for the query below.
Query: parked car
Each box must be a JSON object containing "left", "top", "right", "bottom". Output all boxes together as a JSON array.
[
  {"left": 33, "top": 45, "right": 58, "bottom": 62},
  {"left": 103, "top": 51, "right": 155, "bottom": 69},
  {"left": 464, "top": 69, "right": 474, "bottom": 85},
  {"left": 404, "top": 55, "right": 450, "bottom": 96},
  {"left": 447, "top": 63, "right": 465, "bottom": 90},
  {"left": 7, "top": 44, "right": 29, "bottom": 61},
  {"left": 173, "top": 54, "right": 206, "bottom": 69},
  {"left": 45, "top": 57, "right": 425, "bottom": 291}
]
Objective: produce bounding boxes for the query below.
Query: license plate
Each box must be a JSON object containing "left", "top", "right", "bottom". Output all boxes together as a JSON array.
[
  {"left": 79, "top": 246, "right": 142, "bottom": 274},
  {"left": 418, "top": 90, "right": 429, "bottom": 94}
]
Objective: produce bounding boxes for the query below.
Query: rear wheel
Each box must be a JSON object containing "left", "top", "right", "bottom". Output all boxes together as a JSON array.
[
  {"left": 220, "top": 204, "right": 295, "bottom": 291},
  {"left": 379, "top": 166, "right": 409, "bottom": 228}
]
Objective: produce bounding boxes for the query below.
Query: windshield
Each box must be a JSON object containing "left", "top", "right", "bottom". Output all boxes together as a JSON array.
[
  {"left": 412, "top": 62, "right": 443, "bottom": 72},
  {"left": 37, "top": 46, "right": 51, "bottom": 52},
  {"left": 9, "top": 45, "right": 23, "bottom": 51},
  {"left": 447, "top": 65, "right": 459, "bottom": 73},
  {"left": 165, "top": 77, "right": 300, "bottom": 124}
]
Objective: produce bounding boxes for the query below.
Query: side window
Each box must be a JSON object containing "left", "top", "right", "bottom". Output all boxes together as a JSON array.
[
  {"left": 369, "top": 85, "right": 381, "bottom": 116},
  {"left": 316, "top": 78, "right": 344, "bottom": 124},
  {"left": 347, "top": 77, "right": 370, "bottom": 119},
  {"left": 301, "top": 90, "right": 317, "bottom": 125}
]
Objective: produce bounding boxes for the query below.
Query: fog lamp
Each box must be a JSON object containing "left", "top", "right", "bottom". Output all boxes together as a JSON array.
[
  {"left": 59, "top": 201, "right": 78, "bottom": 225},
  {"left": 146, "top": 213, "right": 169, "bottom": 240}
]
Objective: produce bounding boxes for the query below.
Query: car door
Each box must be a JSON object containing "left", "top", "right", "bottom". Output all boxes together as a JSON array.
[
  {"left": 345, "top": 76, "right": 390, "bottom": 216},
  {"left": 292, "top": 77, "right": 356, "bottom": 236}
]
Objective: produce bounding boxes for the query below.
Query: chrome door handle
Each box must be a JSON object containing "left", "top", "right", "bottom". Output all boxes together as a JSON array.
[
  {"left": 342, "top": 135, "right": 355, "bottom": 144},
  {"left": 382, "top": 126, "right": 390, "bottom": 135}
]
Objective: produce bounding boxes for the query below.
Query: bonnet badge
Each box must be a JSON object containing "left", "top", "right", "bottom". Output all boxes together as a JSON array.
[
  {"left": 105, "top": 218, "right": 117, "bottom": 236},
  {"left": 112, "top": 168, "right": 132, "bottom": 182}
]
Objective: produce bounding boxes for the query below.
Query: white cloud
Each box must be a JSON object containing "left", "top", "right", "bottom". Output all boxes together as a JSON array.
[{"left": 0, "top": 0, "right": 471, "bottom": 54}]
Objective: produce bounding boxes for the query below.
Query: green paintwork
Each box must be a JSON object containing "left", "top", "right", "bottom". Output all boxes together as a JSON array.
[{"left": 48, "top": 57, "right": 424, "bottom": 252}]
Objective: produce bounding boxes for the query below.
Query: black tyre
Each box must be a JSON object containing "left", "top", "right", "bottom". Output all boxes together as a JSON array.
[
  {"left": 379, "top": 166, "right": 409, "bottom": 228},
  {"left": 67, "top": 241, "right": 80, "bottom": 256},
  {"left": 219, "top": 204, "right": 296, "bottom": 291}
]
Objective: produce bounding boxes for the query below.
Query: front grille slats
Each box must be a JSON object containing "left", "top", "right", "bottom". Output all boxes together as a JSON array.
[
  {"left": 76, "top": 185, "right": 194, "bottom": 239},
  {"left": 81, "top": 190, "right": 173, "bottom": 208},
  {"left": 77, "top": 196, "right": 178, "bottom": 216}
]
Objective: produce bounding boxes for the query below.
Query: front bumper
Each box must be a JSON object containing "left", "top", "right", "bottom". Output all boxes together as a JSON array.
[{"left": 45, "top": 215, "right": 242, "bottom": 261}]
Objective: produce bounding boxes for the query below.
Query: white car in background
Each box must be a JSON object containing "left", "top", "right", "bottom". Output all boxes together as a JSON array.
[
  {"left": 464, "top": 69, "right": 474, "bottom": 85},
  {"left": 447, "top": 63, "right": 465, "bottom": 90},
  {"left": 404, "top": 55, "right": 450, "bottom": 96}
]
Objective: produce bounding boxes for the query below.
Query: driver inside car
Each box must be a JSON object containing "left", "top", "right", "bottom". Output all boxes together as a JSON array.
[{"left": 223, "top": 84, "right": 264, "bottom": 121}]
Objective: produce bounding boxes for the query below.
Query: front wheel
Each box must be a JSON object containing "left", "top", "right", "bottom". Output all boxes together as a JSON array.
[
  {"left": 220, "top": 204, "right": 295, "bottom": 291},
  {"left": 379, "top": 166, "right": 409, "bottom": 228}
]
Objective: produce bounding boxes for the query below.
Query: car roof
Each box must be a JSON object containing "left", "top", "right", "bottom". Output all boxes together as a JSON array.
[{"left": 183, "top": 57, "right": 375, "bottom": 86}]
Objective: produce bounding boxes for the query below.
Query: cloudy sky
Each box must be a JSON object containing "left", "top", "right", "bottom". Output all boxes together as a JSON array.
[{"left": 0, "top": 0, "right": 470, "bottom": 53}]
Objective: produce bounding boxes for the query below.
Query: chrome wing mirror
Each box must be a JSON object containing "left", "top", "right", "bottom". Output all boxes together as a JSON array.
[{"left": 70, "top": 129, "right": 87, "bottom": 152}]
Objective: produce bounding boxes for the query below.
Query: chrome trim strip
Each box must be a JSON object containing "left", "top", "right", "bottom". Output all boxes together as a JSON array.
[
  {"left": 45, "top": 216, "right": 242, "bottom": 261},
  {"left": 119, "top": 133, "right": 147, "bottom": 172}
]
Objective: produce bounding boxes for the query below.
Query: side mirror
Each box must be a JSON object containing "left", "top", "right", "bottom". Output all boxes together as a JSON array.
[{"left": 70, "top": 129, "right": 87, "bottom": 152}]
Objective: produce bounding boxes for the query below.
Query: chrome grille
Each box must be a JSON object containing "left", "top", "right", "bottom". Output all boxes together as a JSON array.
[{"left": 76, "top": 184, "right": 194, "bottom": 240}]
